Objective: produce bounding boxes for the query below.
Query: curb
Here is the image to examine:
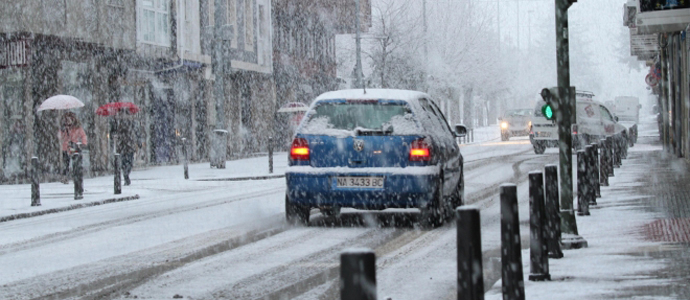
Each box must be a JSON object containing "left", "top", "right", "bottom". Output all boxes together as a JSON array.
[
  {"left": 0, "top": 194, "right": 140, "bottom": 223},
  {"left": 197, "top": 174, "right": 285, "bottom": 182}
]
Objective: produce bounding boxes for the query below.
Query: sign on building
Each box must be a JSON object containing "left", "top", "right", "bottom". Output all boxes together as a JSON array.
[
  {"left": 636, "top": 1, "right": 690, "bottom": 33},
  {"left": 0, "top": 40, "right": 31, "bottom": 69},
  {"left": 640, "top": 0, "right": 690, "bottom": 13}
]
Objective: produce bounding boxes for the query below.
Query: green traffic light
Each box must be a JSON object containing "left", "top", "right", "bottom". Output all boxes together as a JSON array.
[{"left": 542, "top": 104, "right": 554, "bottom": 120}]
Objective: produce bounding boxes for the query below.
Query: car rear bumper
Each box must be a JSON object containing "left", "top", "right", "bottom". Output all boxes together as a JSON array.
[{"left": 285, "top": 166, "right": 440, "bottom": 209}]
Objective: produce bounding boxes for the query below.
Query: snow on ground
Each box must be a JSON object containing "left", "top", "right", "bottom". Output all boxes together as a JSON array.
[{"left": 0, "top": 118, "right": 676, "bottom": 300}]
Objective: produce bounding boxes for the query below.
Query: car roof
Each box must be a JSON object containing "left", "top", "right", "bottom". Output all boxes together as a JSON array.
[{"left": 314, "top": 89, "right": 429, "bottom": 102}]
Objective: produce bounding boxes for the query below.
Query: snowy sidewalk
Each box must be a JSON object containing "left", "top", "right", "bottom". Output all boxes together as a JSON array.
[
  {"left": 0, "top": 153, "right": 288, "bottom": 223},
  {"left": 484, "top": 134, "right": 690, "bottom": 299}
]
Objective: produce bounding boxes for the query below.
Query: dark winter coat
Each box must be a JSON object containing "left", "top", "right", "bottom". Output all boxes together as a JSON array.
[{"left": 110, "top": 118, "right": 138, "bottom": 154}]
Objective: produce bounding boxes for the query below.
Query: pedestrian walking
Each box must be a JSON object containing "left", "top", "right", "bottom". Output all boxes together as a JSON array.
[
  {"left": 58, "top": 112, "right": 87, "bottom": 184},
  {"left": 110, "top": 108, "right": 140, "bottom": 186}
]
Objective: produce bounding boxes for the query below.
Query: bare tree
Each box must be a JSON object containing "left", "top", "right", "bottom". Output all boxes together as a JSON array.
[{"left": 362, "top": 0, "right": 425, "bottom": 89}]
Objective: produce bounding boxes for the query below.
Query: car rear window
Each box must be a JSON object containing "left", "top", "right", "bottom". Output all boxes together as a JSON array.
[{"left": 300, "top": 100, "right": 419, "bottom": 136}]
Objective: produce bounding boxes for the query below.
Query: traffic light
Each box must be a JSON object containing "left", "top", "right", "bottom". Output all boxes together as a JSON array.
[{"left": 540, "top": 88, "right": 557, "bottom": 121}]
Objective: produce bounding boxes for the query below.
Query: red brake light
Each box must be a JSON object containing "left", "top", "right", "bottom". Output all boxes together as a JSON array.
[
  {"left": 409, "top": 139, "right": 431, "bottom": 162},
  {"left": 290, "top": 138, "right": 310, "bottom": 161},
  {"left": 572, "top": 124, "right": 579, "bottom": 135}
]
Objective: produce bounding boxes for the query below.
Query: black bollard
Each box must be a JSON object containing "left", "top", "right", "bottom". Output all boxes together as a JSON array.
[
  {"left": 268, "top": 136, "right": 274, "bottom": 174},
  {"left": 457, "top": 207, "right": 484, "bottom": 300},
  {"left": 528, "top": 172, "right": 550, "bottom": 281},
  {"left": 341, "top": 249, "right": 376, "bottom": 300},
  {"left": 114, "top": 153, "right": 121, "bottom": 195},
  {"left": 183, "top": 138, "right": 189, "bottom": 180},
  {"left": 613, "top": 136, "right": 621, "bottom": 168},
  {"left": 31, "top": 157, "right": 41, "bottom": 206},
  {"left": 599, "top": 139, "right": 609, "bottom": 187},
  {"left": 606, "top": 136, "right": 615, "bottom": 177},
  {"left": 588, "top": 144, "right": 600, "bottom": 203},
  {"left": 544, "top": 165, "right": 563, "bottom": 259},
  {"left": 622, "top": 135, "right": 628, "bottom": 159},
  {"left": 72, "top": 152, "right": 83, "bottom": 200},
  {"left": 576, "top": 150, "right": 590, "bottom": 216},
  {"left": 500, "top": 184, "right": 525, "bottom": 300}
]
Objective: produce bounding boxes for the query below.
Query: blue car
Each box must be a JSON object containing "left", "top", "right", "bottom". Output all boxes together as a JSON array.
[{"left": 285, "top": 89, "right": 467, "bottom": 227}]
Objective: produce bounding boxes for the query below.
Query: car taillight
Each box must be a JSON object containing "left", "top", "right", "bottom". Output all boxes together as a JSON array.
[
  {"left": 290, "top": 138, "right": 310, "bottom": 161},
  {"left": 572, "top": 124, "right": 578, "bottom": 135},
  {"left": 409, "top": 139, "right": 431, "bottom": 162}
]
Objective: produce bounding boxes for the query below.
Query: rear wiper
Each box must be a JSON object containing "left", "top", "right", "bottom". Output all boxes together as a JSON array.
[{"left": 355, "top": 128, "right": 393, "bottom": 136}]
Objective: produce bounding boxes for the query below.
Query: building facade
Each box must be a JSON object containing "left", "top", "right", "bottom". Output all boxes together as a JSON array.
[
  {"left": 626, "top": 0, "right": 690, "bottom": 160},
  {"left": 271, "top": 0, "right": 370, "bottom": 148},
  {"left": 0, "top": 0, "right": 275, "bottom": 182}
]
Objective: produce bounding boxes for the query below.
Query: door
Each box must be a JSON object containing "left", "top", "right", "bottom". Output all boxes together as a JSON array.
[{"left": 151, "top": 87, "right": 176, "bottom": 163}]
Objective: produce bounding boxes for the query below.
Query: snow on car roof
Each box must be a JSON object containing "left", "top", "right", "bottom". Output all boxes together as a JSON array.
[{"left": 314, "top": 89, "right": 429, "bottom": 102}]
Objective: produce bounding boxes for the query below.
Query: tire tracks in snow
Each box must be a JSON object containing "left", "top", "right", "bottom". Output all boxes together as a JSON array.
[
  {"left": 4, "top": 148, "right": 555, "bottom": 300},
  {"left": 0, "top": 185, "right": 285, "bottom": 256}
]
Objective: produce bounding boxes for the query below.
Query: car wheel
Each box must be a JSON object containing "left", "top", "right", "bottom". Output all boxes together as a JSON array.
[
  {"left": 446, "top": 176, "right": 465, "bottom": 220},
  {"left": 420, "top": 177, "right": 444, "bottom": 229},
  {"left": 533, "top": 141, "right": 546, "bottom": 154},
  {"left": 285, "top": 195, "right": 310, "bottom": 225},
  {"left": 501, "top": 132, "right": 510, "bottom": 141},
  {"left": 321, "top": 206, "right": 341, "bottom": 218}
]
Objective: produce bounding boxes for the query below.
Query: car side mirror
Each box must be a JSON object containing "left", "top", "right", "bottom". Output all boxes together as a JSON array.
[
  {"left": 614, "top": 116, "right": 619, "bottom": 122},
  {"left": 454, "top": 124, "right": 467, "bottom": 138},
  {"left": 497, "top": 117, "right": 502, "bottom": 121}
]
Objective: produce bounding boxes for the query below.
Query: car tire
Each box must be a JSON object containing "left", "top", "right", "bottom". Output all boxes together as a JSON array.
[
  {"left": 321, "top": 206, "right": 341, "bottom": 218},
  {"left": 501, "top": 132, "right": 510, "bottom": 141},
  {"left": 445, "top": 176, "right": 465, "bottom": 221},
  {"left": 420, "top": 177, "right": 444, "bottom": 229},
  {"left": 533, "top": 141, "right": 546, "bottom": 154},
  {"left": 285, "top": 195, "right": 310, "bottom": 225}
]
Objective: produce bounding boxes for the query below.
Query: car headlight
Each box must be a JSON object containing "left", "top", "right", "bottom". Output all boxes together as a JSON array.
[{"left": 501, "top": 122, "right": 508, "bottom": 129}]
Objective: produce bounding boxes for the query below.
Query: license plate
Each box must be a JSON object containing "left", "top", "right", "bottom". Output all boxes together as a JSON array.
[
  {"left": 336, "top": 176, "right": 384, "bottom": 189},
  {"left": 536, "top": 132, "right": 551, "bottom": 138}
]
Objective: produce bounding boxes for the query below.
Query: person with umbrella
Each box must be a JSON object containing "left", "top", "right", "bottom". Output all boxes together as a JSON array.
[
  {"left": 109, "top": 108, "right": 140, "bottom": 186},
  {"left": 58, "top": 112, "right": 87, "bottom": 184}
]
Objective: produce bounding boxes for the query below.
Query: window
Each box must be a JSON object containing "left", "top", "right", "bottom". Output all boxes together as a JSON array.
[
  {"left": 227, "top": 0, "right": 237, "bottom": 48},
  {"left": 599, "top": 106, "right": 615, "bottom": 122},
  {"left": 139, "top": 0, "right": 170, "bottom": 46},
  {"left": 258, "top": 4, "right": 268, "bottom": 65},
  {"left": 208, "top": 0, "right": 214, "bottom": 26},
  {"left": 245, "top": 0, "right": 254, "bottom": 51}
]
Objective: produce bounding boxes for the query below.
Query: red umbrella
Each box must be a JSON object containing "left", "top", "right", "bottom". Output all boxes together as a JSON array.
[{"left": 96, "top": 102, "right": 140, "bottom": 116}]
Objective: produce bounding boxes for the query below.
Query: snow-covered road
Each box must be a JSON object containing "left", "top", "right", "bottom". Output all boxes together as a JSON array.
[{"left": 1, "top": 135, "right": 564, "bottom": 300}]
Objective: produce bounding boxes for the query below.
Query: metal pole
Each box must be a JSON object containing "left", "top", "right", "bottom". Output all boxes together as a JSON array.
[
  {"left": 576, "top": 149, "right": 589, "bottom": 216},
  {"left": 529, "top": 172, "right": 550, "bottom": 281},
  {"left": 544, "top": 165, "right": 563, "bottom": 258},
  {"left": 268, "top": 136, "right": 274, "bottom": 174},
  {"left": 31, "top": 157, "right": 40, "bottom": 206},
  {"left": 355, "top": 0, "right": 363, "bottom": 89},
  {"left": 341, "top": 249, "right": 377, "bottom": 300},
  {"left": 599, "top": 139, "right": 609, "bottom": 187},
  {"left": 73, "top": 152, "right": 83, "bottom": 200},
  {"left": 606, "top": 136, "right": 615, "bottom": 177},
  {"left": 183, "top": 138, "right": 189, "bottom": 179},
  {"left": 555, "top": 0, "right": 578, "bottom": 237},
  {"left": 590, "top": 143, "right": 600, "bottom": 201},
  {"left": 114, "top": 153, "right": 121, "bottom": 195},
  {"left": 500, "top": 184, "right": 525, "bottom": 300},
  {"left": 614, "top": 136, "right": 622, "bottom": 168},
  {"left": 457, "top": 207, "right": 484, "bottom": 300}
]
